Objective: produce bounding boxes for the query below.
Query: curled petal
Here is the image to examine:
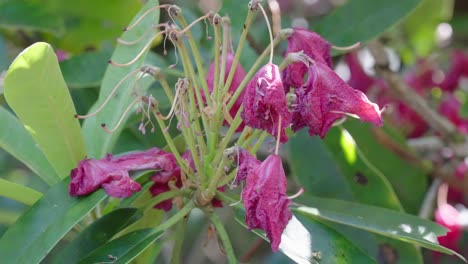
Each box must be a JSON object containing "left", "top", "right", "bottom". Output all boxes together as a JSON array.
[
  {"left": 293, "top": 62, "right": 383, "bottom": 138},
  {"left": 242, "top": 155, "right": 292, "bottom": 251},
  {"left": 102, "top": 171, "right": 142, "bottom": 198},
  {"left": 242, "top": 63, "right": 292, "bottom": 143}
]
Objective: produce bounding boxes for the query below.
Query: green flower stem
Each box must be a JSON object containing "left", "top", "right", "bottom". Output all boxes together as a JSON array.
[
  {"left": 215, "top": 191, "right": 239, "bottom": 206},
  {"left": 153, "top": 112, "right": 191, "bottom": 176},
  {"left": 213, "top": 22, "right": 222, "bottom": 103},
  {"left": 249, "top": 131, "right": 268, "bottom": 153},
  {"left": 219, "top": 169, "right": 236, "bottom": 187},
  {"left": 216, "top": 18, "right": 231, "bottom": 104},
  {"left": 206, "top": 210, "right": 237, "bottom": 264},
  {"left": 157, "top": 76, "right": 175, "bottom": 102},
  {"left": 170, "top": 212, "right": 189, "bottom": 264},
  {"left": 176, "top": 41, "right": 208, "bottom": 153},
  {"left": 226, "top": 29, "right": 292, "bottom": 112},
  {"left": 237, "top": 129, "right": 262, "bottom": 148},
  {"left": 222, "top": 8, "right": 255, "bottom": 96},
  {"left": 177, "top": 14, "right": 213, "bottom": 108},
  {"left": 153, "top": 200, "right": 195, "bottom": 233},
  {"left": 142, "top": 189, "right": 191, "bottom": 212}
]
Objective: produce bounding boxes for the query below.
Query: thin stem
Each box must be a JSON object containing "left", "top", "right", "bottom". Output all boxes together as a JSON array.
[
  {"left": 158, "top": 75, "right": 175, "bottom": 102},
  {"left": 110, "top": 31, "right": 164, "bottom": 67},
  {"left": 124, "top": 5, "right": 170, "bottom": 31},
  {"left": 170, "top": 213, "right": 189, "bottom": 264},
  {"left": 418, "top": 178, "right": 442, "bottom": 219},
  {"left": 258, "top": 4, "right": 274, "bottom": 63},
  {"left": 206, "top": 210, "right": 237, "bottom": 264},
  {"left": 142, "top": 189, "right": 190, "bottom": 212},
  {"left": 177, "top": 14, "right": 213, "bottom": 108},
  {"left": 250, "top": 131, "right": 268, "bottom": 153},
  {"left": 213, "top": 22, "right": 222, "bottom": 103},
  {"left": 332, "top": 42, "right": 361, "bottom": 52},
  {"left": 152, "top": 200, "right": 195, "bottom": 233},
  {"left": 238, "top": 129, "right": 261, "bottom": 148},
  {"left": 118, "top": 24, "right": 165, "bottom": 45},
  {"left": 101, "top": 96, "right": 142, "bottom": 133}
]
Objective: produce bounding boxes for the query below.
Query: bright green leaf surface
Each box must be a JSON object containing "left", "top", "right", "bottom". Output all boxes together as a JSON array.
[
  {"left": 0, "top": 179, "right": 42, "bottom": 206},
  {"left": 294, "top": 197, "right": 465, "bottom": 261},
  {"left": 0, "top": 106, "right": 59, "bottom": 185},
  {"left": 82, "top": 0, "right": 160, "bottom": 158},
  {"left": 235, "top": 209, "right": 376, "bottom": 264},
  {"left": 0, "top": 1, "right": 64, "bottom": 35},
  {"left": 51, "top": 208, "right": 142, "bottom": 264},
  {"left": 314, "top": 0, "right": 422, "bottom": 45},
  {"left": 60, "top": 50, "right": 112, "bottom": 89},
  {"left": 4, "top": 42, "right": 86, "bottom": 178},
  {"left": 0, "top": 179, "right": 107, "bottom": 264}
]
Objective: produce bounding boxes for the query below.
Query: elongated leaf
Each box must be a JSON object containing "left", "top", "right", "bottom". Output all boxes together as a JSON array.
[
  {"left": 52, "top": 208, "right": 142, "bottom": 264},
  {"left": 344, "top": 121, "right": 427, "bottom": 214},
  {"left": 0, "top": 1, "right": 64, "bottom": 35},
  {"left": 235, "top": 209, "right": 376, "bottom": 263},
  {"left": 4, "top": 42, "right": 86, "bottom": 178},
  {"left": 314, "top": 0, "right": 422, "bottom": 45},
  {"left": 82, "top": 0, "right": 161, "bottom": 158},
  {"left": 0, "top": 179, "right": 42, "bottom": 206},
  {"left": 0, "top": 179, "right": 107, "bottom": 264},
  {"left": 60, "top": 49, "right": 112, "bottom": 89},
  {"left": 77, "top": 228, "right": 163, "bottom": 264},
  {"left": 0, "top": 106, "right": 59, "bottom": 185},
  {"left": 294, "top": 197, "right": 465, "bottom": 261}
]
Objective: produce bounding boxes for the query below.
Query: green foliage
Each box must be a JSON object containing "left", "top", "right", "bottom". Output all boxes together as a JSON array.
[
  {"left": 0, "top": 179, "right": 42, "bottom": 206},
  {"left": 4, "top": 42, "right": 86, "bottom": 178}
]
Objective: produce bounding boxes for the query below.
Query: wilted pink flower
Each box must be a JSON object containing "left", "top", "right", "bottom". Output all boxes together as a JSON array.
[
  {"left": 206, "top": 52, "right": 247, "bottom": 130},
  {"left": 292, "top": 62, "right": 383, "bottom": 138},
  {"left": 404, "top": 59, "right": 437, "bottom": 93},
  {"left": 234, "top": 148, "right": 261, "bottom": 185},
  {"left": 242, "top": 155, "right": 292, "bottom": 251},
  {"left": 440, "top": 50, "right": 468, "bottom": 92},
  {"left": 439, "top": 94, "right": 468, "bottom": 134},
  {"left": 345, "top": 53, "right": 375, "bottom": 93},
  {"left": 283, "top": 27, "right": 332, "bottom": 89},
  {"left": 242, "top": 63, "right": 292, "bottom": 143},
  {"left": 435, "top": 204, "right": 462, "bottom": 252},
  {"left": 69, "top": 148, "right": 178, "bottom": 198}
]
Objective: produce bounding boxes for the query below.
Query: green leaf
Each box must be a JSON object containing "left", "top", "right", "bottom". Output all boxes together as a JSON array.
[
  {"left": 0, "top": 178, "right": 107, "bottom": 264},
  {"left": 314, "top": 0, "right": 423, "bottom": 45},
  {"left": 77, "top": 228, "right": 164, "bottom": 264},
  {"left": 81, "top": 0, "right": 160, "bottom": 158},
  {"left": 51, "top": 208, "right": 143, "bottom": 264},
  {"left": 0, "top": 106, "right": 60, "bottom": 185},
  {"left": 60, "top": 49, "right": 112, "bottom": 89},
  {"left": 0, "top": 1, "right": 64, "bottom": 35},
  {"left": 0, "top": 178, "right": 42, "bottom": 206},
  {"left": 294, "top": 197, "right": 465, "bottom": 261},
  {"left": 4, "top": 42, "right": 86, "bottom": 178},
  {"left": 343, "top": 121, "right": 427, "bottom": 214},
  {"left": 235, "top": 209, "right": 376, "bottom": 263}
]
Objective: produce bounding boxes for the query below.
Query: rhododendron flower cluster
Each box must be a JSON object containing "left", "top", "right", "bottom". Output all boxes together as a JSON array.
[{"left": 68, "top": 1, "right": 384, "bottom": 256}]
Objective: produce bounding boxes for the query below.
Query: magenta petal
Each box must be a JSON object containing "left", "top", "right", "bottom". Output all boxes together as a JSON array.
[
  {"left": 283, "top": 27, "right": 332, "bottom": 89},
  {"left": 102, "top": 171, "right": 142, "bottom": 198},
  {"left": 345, "top": 53, "right": 375, "bottom": 93},
  {"left": 69, "top": 158, "right": 114, "bottom": 196},
  {"left": 293, "top": 62, "right": 383, "bottom": 138},
  {"left": 242, "top": 155, "right": 292, "bottom": 251},
  {"left": 235, "top": 148, "right": 261, "bottom": 185},
  {"left": 242, "top": 63, "right": 292, "bottom": 143}
]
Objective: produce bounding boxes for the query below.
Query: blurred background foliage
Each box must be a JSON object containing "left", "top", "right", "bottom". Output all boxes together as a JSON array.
[{"left": 0, "top": 0, "right": 468, "bottom": 263}]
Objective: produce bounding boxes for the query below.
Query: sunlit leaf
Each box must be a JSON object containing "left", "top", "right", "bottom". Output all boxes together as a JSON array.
[{"left": 0, "top": 178, "right": 42, "bottom": 206}]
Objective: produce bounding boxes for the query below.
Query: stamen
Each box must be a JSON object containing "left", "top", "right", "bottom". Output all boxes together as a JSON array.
[
  {"left": 437, "top": 183, "right": 448, "bottom": 206},
  {"left": 123, "top": 4, "right": 171, "bottom": 31},
  {"left": 288, "top": 187, "right": 305, "bottom": 200},
  {"left": 267, "top": 0, "right": 281, "bottom": 36},
  {"left": 75, "top": 68, "right": 144, "bottom": 119},
  {"left": 117, "top": 24, "right": 165, "bottom": 45},
  {"left": 258, "top": 3, "right": 274, "bottom": 63},
  {"left": 275, "top": 115, "right": 282, "bottom": 155},
  {"left": 109, "top": 31, "right": 165, "bottom": 67},
  {"left": 332, "top": 42, "right": 361, "bottom": 52},
  {"left": 101, "top": 96, "right": 143, "bottom": 133},
  {"left": 177, "top": 13, "right": 212, "bottom": 35}
]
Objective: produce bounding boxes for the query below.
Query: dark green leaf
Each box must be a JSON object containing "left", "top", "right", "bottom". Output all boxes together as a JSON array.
[
  {"left": 0, "top": 1, "right": 64, "bottom": 35},
  {"left": 81, "top": 0, "right": 160, "bottom": 158},
  {"left": 0, "top": 179, "right": 107, "bottom": 264},
  {"left": 314, "top": 0, "right": 423, "bottom": 45},
  {"left": 294, "top": 197, "right": 465, "bottom": 261},
  {"left": 60, "top": 49, "right": 112, "bottom": 89},
  {"left": 0, "top": 106, "right": 60, "bottom": 185},
  {"left": 4, "top": 42, "right": 86, "bottom": 178},
  {"left": 77, "top": 229, "right": 164, "bottom": 264},
  {"left": 51, "top": 208, "right": 142, "bottom": 264}
]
